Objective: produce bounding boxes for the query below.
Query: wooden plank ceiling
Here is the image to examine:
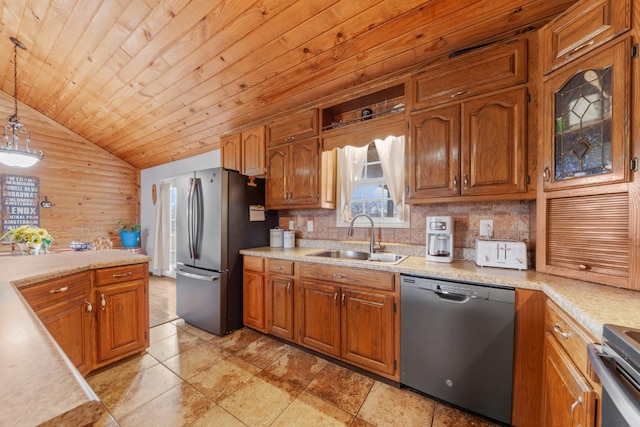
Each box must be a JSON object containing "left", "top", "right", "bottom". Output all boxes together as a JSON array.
[{"left": 0, "top": 0, "right": 575, "bottom": 169}]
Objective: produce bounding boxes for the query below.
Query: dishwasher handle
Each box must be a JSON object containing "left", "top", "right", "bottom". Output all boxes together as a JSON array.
[{"left": 433, "top": 287, "right": 470, "bottom": 303}]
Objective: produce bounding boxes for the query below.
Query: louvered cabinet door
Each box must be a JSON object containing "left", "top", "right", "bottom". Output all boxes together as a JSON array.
[{"left": 544, "top": 192, "right": 629, "bottom": 287}]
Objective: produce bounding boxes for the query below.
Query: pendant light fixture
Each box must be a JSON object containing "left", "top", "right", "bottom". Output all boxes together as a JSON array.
[{"left": 0, "top": 37, "right": 43, "bottom": 168}]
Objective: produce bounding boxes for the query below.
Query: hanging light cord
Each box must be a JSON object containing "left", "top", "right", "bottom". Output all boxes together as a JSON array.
[{"left": 9, "top": 41, "right": 19, "bottom": 123}]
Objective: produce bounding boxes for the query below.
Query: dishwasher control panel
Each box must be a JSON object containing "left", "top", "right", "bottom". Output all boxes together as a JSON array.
[{"left": 475, "top": 239, "right": 527, "bottom": 270}]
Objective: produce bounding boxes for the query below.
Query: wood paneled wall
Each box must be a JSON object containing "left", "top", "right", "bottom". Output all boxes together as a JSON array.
[{"left": 0, "top": 90, "right": 139, "bottom": 252}]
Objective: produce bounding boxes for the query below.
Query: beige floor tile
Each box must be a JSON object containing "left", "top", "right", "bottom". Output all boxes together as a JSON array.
[
  {"left": 87, "top": 353, "right": 160, "bottom": 393},
  {"left": 189, "top": 356, "right": 262, "bottom": 402},
  {"left": 431, "top": 402, "right": 500, "bottom": 427},
  {"left": 351, "top": 418, "right": 375, "bottom": 427},
  {"left": 233, "top": 335, "right": 290, "bottom": 369},
  {"left": 264, "top": 346, "right": 327, "bottom": 388},
  {"left": 216, "top": 327, "right": 264, "bottom": 353},
  {"left": 91, "top": 403, "right": 116, "bottom": 427},
  {"left": 271, "top": 391, "right": 354, "bottom": 427},
  {"left": 357, "top": 382, "right": 435, "bottom": 427},
  {"left": 175, "top": 321, "right": 221, "bottom": 341},
  {"left": 147, "top": 328, "right": 205, "bottom": 362},
  {"left": 91, "top": 363, "right": 184, "bottom": 419},
  {"left": 150, "top": 322, "right": 178, "bottom": 343},
  {"left": 191, "top": 405, "right": 248, "bottom": 427},
  {"left": 219, "top": 371, "right": 303, "bottom": 427},
  {"left": 162, "top": 340, "right": 231, "bottom": 380},
  {"left": 306, "top": 363, "right": 374, "bottom": 415},
  {"left": 117, "top": 383, "right": 215, "bottom": 427}
]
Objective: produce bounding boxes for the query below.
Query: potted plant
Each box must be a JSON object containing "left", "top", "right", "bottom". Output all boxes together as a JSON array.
[
  {"left": 1, "top": 225, "right": 54, "bottom": 254},
  {"left": 115, "top": 220, "right": 141, "bottom": 248}
]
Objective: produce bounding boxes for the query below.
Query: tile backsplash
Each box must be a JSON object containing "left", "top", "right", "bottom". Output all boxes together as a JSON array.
[{"left": 278, "top": 200, "right": 535, "bottom": 263}]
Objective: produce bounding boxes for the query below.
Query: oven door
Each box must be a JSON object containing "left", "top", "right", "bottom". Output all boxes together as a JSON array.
[{"left": 588, "top": 344, "right": 640, "bottom": 426}]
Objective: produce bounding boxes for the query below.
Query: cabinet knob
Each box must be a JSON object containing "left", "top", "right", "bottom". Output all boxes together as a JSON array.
[
  {"left": 49, "top": 286, "right": 69, "bottom": 294},
  {"left": 101, "top": 294, "right": 106, "bottom": 311},
  {"left": 578, "top": 264, "right": 591, "bottom": 271},
  {"left": 543, "top": 166, "right": 551, "bottom": 182}
]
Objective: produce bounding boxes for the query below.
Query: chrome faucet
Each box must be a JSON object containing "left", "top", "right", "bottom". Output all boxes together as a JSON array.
[{"left": 347, "top": 213, "right": 378, "bottom": 253}]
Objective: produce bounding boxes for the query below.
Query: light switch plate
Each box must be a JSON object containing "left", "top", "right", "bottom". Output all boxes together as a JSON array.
[
  {"left": 480, "top": 220, "right": 493, "bottom": 238},
  {"left": 307, "top": 220, "right": 314, "bottom": 232},
  {"left": 289, "top": 220, "right": 294, "bottom": 230}
]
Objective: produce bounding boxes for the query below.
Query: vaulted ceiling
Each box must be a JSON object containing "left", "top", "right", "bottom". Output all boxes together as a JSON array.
[{"left": 0, "top": 0, "right": 575, "bottom": 169}]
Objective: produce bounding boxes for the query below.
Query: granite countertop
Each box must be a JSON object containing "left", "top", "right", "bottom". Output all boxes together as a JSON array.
[
  {"left": 0, "top": 250, "right": 151, "bottom": 426},
  {"left": 240, "top": 246, "right": 640, "bottom": 339}
]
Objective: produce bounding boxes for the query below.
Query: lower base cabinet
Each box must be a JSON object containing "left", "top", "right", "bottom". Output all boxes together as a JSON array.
[
  {"left": 244, "top": 256, "right": 399, "bottom": 380},
  {"left": 19, "top": 262, "right": 149, "bottom": 375}
]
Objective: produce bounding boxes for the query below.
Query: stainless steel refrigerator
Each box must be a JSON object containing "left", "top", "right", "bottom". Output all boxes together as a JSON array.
[{"left": 175, "top": 168, "right": 277, "bottom": 335}]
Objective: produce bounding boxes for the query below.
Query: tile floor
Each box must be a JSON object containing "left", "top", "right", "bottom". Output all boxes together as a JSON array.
[{"left": 87, "top": 320, "right": 501, "bottom": 427}]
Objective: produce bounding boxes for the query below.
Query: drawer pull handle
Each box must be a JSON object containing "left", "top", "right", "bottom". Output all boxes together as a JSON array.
[
  {"left": 570, "top": 396, "right": 583, "bottom": 424},
  {"left": 112, "top": 271, "right": 133, "bottom": 278},
  {"left": 578, "top": 264, "right": 590, "bottom": 271},
  {"left": 331, "top": 273, "right": 347, "bottom": 279},
  {"left": 553, "top": 323, "right": 570, "bottom": 340},
  {"left": 284, "top": 136, "right": 295, "bottom": 142},
  {"left": 49, "top": 286, "right": 69, "bottom": 293},
  {"left": 101, "top": 294, "right": 106, "bottom": 311},
  {"left": 566, "top": 39, "right": 595, "bottom": 58},
  {"left": 451, "top": 89, "right": 470, "bottom": 98},
  {"left": 85, "top": 300, "right": 93, "bottom": 314},
  {"left": 275, "top": 265, "right": 285, "bottom": 270},
  {"left": 453, "top": 174, "right": 458, "bottom": 190}
]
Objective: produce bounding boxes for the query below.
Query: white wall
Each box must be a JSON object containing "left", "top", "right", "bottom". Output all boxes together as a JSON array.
[{"left": 140, "top": 150, "right": 220, "bottom": 272}]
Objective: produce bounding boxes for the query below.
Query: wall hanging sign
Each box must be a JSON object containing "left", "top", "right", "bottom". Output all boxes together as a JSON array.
[{"left": 1, "top": 174, "right": 40, "bottom": 241}]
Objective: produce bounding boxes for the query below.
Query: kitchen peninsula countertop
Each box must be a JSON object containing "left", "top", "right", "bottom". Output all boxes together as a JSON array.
[
  {"left": 0, "top": 250, "right": 151, "bottom": 427},
  {"left": 240, "top": 246, "right": 640, "bottom": 339}
]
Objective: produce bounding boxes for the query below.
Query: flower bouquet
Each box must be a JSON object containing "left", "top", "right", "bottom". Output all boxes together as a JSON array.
[{"left": 1, "top": 225, "right": 54, "bottom": 254}]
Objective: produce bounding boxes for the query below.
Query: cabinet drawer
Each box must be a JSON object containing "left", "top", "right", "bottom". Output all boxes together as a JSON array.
[
  {"left": 20, "top": 271, "right": 92, "bottom": 311},
  {"left": 412, "top": 39, "right": 527, "bottom": 109},
  {"left": 267, "top": 109, "right": 318, "bottom": 146},
  {"left": 299, "top": 263, "right": 395, "bottom": 292},
  {"left": 540, "top": 0, "right": 630, "bottom": 74},
  {"left": 269, "top": 259, "right": 294, "bottom": 276},
  {"left": 545, "top": 299, "right": 598, "bottom": 378},
  {"left": 244, "top": 256, "right": 265, "bottom": 273},
  {"left": 95, "top": 263, "right": 146, "bottom": 286}
]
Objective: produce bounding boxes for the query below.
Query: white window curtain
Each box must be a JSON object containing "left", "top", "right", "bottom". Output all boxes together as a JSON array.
[
  {"left": 151, "top": 182, "right": 171, "bottom": 271},
  {"left": 374, "top": 135, "right": 405, "bottom": 220},
  {"left": 337, "top": 144, "right": 369, "bottom": 221}
]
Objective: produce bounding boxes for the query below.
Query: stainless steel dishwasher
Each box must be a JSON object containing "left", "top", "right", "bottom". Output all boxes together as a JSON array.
[{"left": 400, "top": 274, "right": 515, "bottom": 425}]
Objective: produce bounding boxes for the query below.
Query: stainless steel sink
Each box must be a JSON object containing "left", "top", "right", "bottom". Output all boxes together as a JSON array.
[{"left": 306, "top": 250, "right": 408, "bottom": 265}]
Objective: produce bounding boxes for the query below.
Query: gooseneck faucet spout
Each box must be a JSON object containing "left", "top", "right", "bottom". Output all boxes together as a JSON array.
[{"left": 347, "top": 213, "right": 376, "bottom": 253}]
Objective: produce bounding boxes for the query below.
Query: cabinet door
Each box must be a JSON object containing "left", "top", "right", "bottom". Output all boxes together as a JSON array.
[
  {"left": 288, "top": 139, "right": 319, "bottom": 206},
  {"left": 243, "top": 271, "right": 266, "bottom": 332},
  {"left": 241, "top": 126, "right": 265, "bottom": 176},
  {"left": 541, "top": 334, "right": 597, "bottom": 427},
  {"left": 221, "top": 133, "right": 241, "bottom": 171},
  {"left": 267, "top": 109, "right": 318, "bottom": 145},
  {"left": 542, "top": 37, "right": 630, "bottom": 190},
  {"left": 266, "top": 275, "right": 294, "bottom": 340},
  {"left": 462, "top": 88, "right": 527, "bottom": 196},
  {"left": 266, "top": 146, "right": 288, "bottom": 208},
  {"left": 96, "top": 280, "right": 147, "bottom": 363},
  {"left": 341, "top": 289, "right": 395, "bottom": 375},
  {"left": 36, "top": 295, "right": 93, "bottom": 375},
  {"left": 540, "top": 0, "right": 630, "bottom": 74},
  {"left": 408, "top": 105, "right": 460, "bottom": 199},
  {"left": 298, "top": 280, "right": 341, "bottom": 357}
]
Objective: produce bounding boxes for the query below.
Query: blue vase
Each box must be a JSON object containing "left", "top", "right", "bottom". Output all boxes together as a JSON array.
[{"left": 119, "top": 231, "right": 140, "bottom": 248}]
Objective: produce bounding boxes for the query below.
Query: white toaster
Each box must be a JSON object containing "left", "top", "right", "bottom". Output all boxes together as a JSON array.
[{"left": 475, "top": 239, "right": 528, "bottom": 270}]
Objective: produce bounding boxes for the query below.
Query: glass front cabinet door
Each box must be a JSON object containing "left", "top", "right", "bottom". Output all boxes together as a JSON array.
[{"left": 542, "top": 36, "right": 631, "bottom": 190}]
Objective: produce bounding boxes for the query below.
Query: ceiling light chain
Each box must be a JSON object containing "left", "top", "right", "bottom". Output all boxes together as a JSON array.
[{"left": 0, "top": 36, "right": 43, "bottom": 168}]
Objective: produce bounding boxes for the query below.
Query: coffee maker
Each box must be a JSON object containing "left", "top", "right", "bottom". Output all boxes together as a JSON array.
[{"left": 426, "top": 216, "right": 454, "bottom": 263}]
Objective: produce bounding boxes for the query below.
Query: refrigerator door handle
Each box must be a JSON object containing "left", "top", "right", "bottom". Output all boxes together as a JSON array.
[
  {"left": 176, "top": 267, "right": 219, "bottom": 282},
  {"left": 187, "top": 177, "right": 196, "bottom": 259},
  {"left": 194, "top": 177, "right": 204, "bottom": 259}
]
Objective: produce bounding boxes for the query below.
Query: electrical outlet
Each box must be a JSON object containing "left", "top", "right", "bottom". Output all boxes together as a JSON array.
[
  {"left": 307, "top": 220, "right": 314, "bottom": 232},
  {"left": 288, "top": 220, "right": 294, "bottom": 230},
  {"left": 480, "top": 220, "right": 493, "bottom": 238}
]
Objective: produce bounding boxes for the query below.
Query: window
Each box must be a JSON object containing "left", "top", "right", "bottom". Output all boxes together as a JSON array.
[{"left": 336, "top": 135, "right": 409, "bottom": 228}]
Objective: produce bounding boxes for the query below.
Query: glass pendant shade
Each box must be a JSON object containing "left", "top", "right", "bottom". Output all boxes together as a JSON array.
[{"left": 0, "top": 37, "right": 43, "bottom": 168}]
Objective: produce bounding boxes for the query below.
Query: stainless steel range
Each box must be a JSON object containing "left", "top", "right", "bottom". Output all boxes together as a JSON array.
[{"left": 588, "top": 324, "right": 640, "bottom": 426}]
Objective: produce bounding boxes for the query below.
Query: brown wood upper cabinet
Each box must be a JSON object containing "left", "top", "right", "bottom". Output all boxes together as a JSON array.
[
  {"left": 266, "top": 138, "right": 319, "bottom": 209},
  {"left": 541, "top": 36, "right": 631, "bottom": 191},
  {"left": 408, "top": 88, "right": 528, "bottom": 201},
  {"left": 267, "top": 109, "right": 319, "bottom": 145},
  {"left": 221, "top": 133, "right": 241, "bottom": 172},
  {"left": 539, "top": 0, "right": 630, "bottom": 74},
  {"left": 411, "top": 38, "right": 527, "bottom": 109},
  {"left": 241, "top": 125, "right": 266, "bottom": 177}
]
